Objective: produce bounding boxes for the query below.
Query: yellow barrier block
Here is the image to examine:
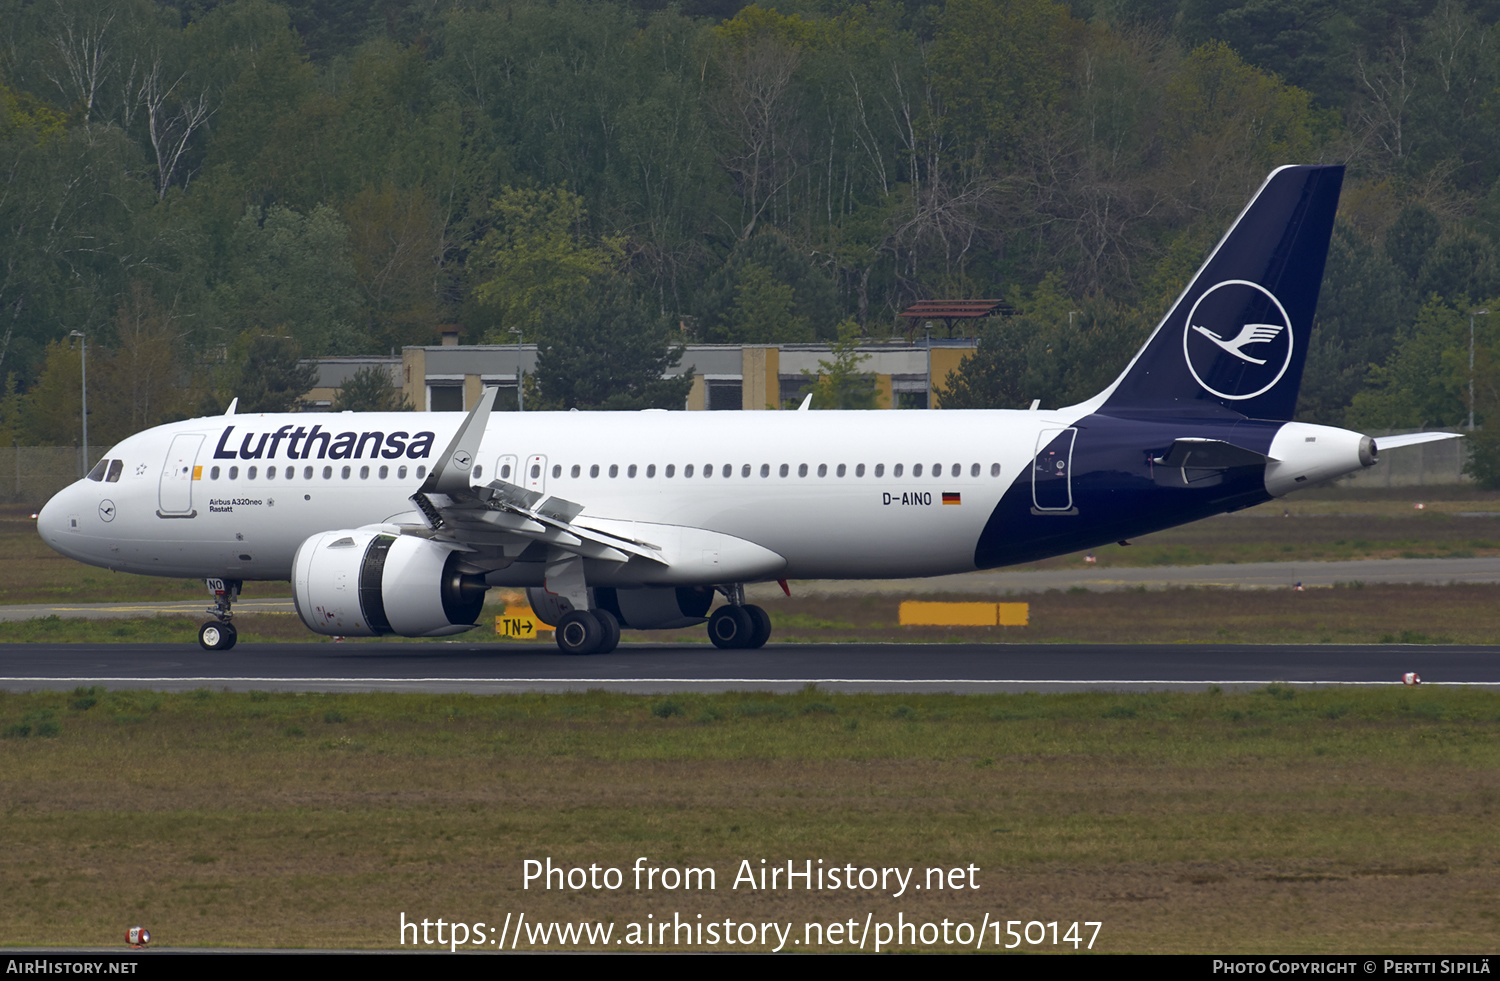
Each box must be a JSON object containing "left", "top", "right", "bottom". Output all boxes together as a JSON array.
[
  {"left": 495, "top": 607, "right": 553, "bottom": 639},
  {"left": 898, "top": 601, "right": 1028, "bottom": 627}
]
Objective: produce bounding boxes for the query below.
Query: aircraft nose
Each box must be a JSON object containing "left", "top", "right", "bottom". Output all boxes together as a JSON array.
[
  {"left": 37, "top": 492, "right": 62, "bottom": 545},
  {"left": 36, "top": 483, "right": 81, "bottom": 554}
]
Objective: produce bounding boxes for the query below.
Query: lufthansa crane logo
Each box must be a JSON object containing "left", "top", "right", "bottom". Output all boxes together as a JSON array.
[
  {"left": 451, "top": 449, "right": 472, "bottom": 471},
  {"left": 1182, "top": 280, "right": 1293, "bottom": 400}
]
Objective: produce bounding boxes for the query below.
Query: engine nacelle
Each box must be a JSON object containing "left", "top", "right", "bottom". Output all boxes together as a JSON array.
[
  {"left": 293, "top": 530, "right": 487, "bottom": 637},
  {"left": 596, "top": 586, "right": 714, "bottom": 630},
  {"left": 1264, "top": 422, "right": 1377, "bottom": 496}
]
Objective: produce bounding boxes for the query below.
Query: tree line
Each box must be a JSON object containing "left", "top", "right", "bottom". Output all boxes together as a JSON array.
[{"left": 4, "top": 0, "right": 1500, "bottom": 470}]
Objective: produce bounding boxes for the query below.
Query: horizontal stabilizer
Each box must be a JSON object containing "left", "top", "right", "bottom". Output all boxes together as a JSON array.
[{"left": 1374, "top": 432, "right": 1464, "bottom": 451}]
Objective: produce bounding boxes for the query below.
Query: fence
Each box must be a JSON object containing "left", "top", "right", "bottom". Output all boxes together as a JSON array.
[
  {"left": 1, "top": 446, "right": 106, "bottom": 505},
  {"left": 1351, "top": 429, "right": 1470, "bottom": 488}
]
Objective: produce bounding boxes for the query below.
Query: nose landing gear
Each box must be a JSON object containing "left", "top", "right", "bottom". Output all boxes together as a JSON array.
[{"left": 199, "top": 578, "right": 241, "bottom": 651}]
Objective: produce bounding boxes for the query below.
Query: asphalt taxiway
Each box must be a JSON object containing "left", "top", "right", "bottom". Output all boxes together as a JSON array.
[{"left": 0, "top": 639, "right": 1494, "bottom": 693}]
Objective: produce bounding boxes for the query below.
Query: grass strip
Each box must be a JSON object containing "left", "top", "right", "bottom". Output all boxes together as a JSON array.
[{"left": 2, "top": 686, "right": 1497, "bottom": 952}]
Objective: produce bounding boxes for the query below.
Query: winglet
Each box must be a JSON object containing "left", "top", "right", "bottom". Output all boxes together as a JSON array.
[
  {"left": 224, "top": 397, "right": 238, "bottom": 416},
  {"left": 419, "top": 387, "right": 496, "bottom": 495}
]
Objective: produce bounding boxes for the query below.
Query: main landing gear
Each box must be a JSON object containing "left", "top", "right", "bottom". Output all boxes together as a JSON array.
[
  {"left": 199, "top": 578, "right": 240, "bottom": 651},
  {"left": 555, "top": 608, "right": 621, "bottom": 656},
  {"left": 707, "top": 585, "right": 772, "bottom": 650}
]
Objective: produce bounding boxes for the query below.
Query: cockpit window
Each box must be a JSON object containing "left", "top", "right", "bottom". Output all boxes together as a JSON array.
[
  {"left": 86, "top": 459, "right": 109, "bottom": 481},
  {"left": 106, "top": 460, "right": 123, "bottom": 482}
]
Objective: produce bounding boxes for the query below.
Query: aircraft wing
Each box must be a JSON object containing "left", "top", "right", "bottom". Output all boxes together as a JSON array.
[
  {"left": 405, "top": 391, "right": 666, "bottom": 571},
  {"left": 409, "top": 476, "right": 668, "bottom": 571}
]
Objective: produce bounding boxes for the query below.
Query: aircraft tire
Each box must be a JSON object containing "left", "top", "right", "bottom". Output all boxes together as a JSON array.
[
  {"left": 743, "top": 605, "right": 772, "bottom": 649},
  {"left": 708, "top": 606, "right": 754, "bottom": 650},
  {"left": 198, "top": 621, "right": 235, "bottom": 652},
  {"left": 556, "top": 610, "right": 603, "bottom": 655},
  {"left": 594, "top": 609, "right": 621, "bottom": 654}
]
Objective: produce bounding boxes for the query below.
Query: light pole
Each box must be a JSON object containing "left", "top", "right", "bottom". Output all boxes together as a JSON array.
[
  {"left": 509, "top": 327, "right": 524, "bottom": 411},
  {"left": 1471, "top": 309, "right": 1490, "bottom": 430},
  {"left": 67, "top": 330, "right": 87, "bottom": 474}
]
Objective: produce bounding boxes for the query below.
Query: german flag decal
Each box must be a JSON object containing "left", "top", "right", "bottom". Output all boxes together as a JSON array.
[{"left": 942, "top": 492, "right": 961, "bottom": 505}]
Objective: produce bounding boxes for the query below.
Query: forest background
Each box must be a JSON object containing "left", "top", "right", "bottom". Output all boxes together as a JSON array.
[{"left": 5, "top": 0, "right": 1500, "bottom": 474}]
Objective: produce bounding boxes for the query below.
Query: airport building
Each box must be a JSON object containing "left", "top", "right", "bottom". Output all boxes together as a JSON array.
[{"left": 391, "top": 335, "right": 978, "bottom": 412}]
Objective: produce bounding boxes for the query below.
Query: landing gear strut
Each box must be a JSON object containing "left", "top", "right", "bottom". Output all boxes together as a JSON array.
[
  {"left": 707, "top": 584, "right": 772, "bottom": 650},
  {"left": 199, "top": 578, "right": 240, "bottom": 651}
]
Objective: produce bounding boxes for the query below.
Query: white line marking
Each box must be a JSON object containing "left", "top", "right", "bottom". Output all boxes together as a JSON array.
[{"left": 1, "top": 677, "right": 1497, "bottom": 686}]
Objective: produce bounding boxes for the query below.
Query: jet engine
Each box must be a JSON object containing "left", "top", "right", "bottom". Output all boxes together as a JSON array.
[{"left": 292, "top": 530, "right": 487, "bottom": 637}]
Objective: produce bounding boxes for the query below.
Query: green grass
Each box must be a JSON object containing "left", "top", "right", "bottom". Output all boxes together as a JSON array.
[{"left": 2, "top": 687, "right": 1498, "bottom": 952}]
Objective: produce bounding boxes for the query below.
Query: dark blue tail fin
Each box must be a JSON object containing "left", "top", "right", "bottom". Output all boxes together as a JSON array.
[{"left": 1095, "top": 165, "right": 1344, "bottom": 421}]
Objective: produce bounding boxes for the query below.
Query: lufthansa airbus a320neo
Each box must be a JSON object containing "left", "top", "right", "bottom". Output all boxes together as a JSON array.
[{"left": 37, "top": 165, "right": 1455, "bottom": 654}]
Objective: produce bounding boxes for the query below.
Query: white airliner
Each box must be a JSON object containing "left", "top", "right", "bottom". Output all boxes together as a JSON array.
[{"left": 36, "top": 165, "right": 1457, "bottom": 654}]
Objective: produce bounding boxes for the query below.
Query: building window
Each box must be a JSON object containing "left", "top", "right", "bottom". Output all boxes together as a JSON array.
[{"left": 428, "top": 385, "right": 464, "bottom": 411}]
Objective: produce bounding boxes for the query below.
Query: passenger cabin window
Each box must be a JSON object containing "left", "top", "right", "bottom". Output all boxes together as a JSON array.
[
  {"left": 248, "top": 466, "right": 258, "bottom": 479},
  {"left": 472, "top": 465, "right": 483, "bottom": 479},
  {"left": 552, "top": 465, "right": 562, "bottom": 478},
  {"left": 210, "top": 466, "right": 220, "bottom": 480}
]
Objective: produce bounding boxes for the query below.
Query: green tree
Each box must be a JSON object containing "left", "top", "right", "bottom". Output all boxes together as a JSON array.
[
  {"left": 812, "top": 319, "right": 877, "bottom": 409},
  {"left": 940, "top": 278, "right": 1151, "bottom": 409},
  {"left": 530, "top": 280, "right": 693, "bottom": 411},
  {"left": 471, "top": 186, "right": 626, "bottom": 343},
  {"left": 230, "top": 332, "right": 317, "bottom": 414},
  {"left": 695, "top": 230, "right": 837, "bottom": 342},
  {"left": 1296, "top": 221, "right": 1412, "bottom": 424},
  {"left": 1347, "top": 297, "right": 1472, "bottom": 431},
  {"left": 333, "top": 365, "right": 411, "bottom": 412},
  {"left": 207, "top": 204, "right": 364, "bottom": 357}
]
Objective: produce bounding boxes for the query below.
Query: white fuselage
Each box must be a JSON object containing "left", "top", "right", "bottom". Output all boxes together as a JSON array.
[{"left": 37, "top": 406, "right": 1091, "bottom": 584}]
